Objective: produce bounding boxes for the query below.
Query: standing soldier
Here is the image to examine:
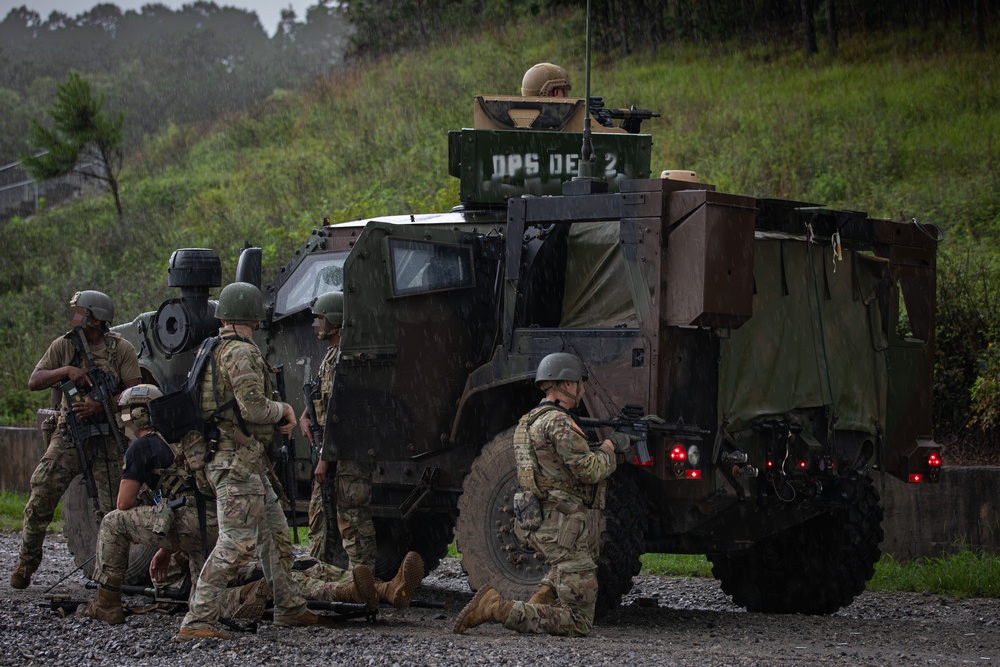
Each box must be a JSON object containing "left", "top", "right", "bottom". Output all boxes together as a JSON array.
[
  {"left": 299, "top": 290, "right": 424, "bottom": 608},
  {"left": 176, "top": 282, "right": 331, "bottom": 641},
  {"left": 453, "top": 352, "right": 630, "bottom": 637},
  {"left": 11, "top": 290, "right": 140, "bottom": 589}
]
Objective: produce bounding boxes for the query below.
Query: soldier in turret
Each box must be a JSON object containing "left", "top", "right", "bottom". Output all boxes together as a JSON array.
[
  {"left": 521, "top": 62, "right": 572, "bottom": 97},
  {"left": 453, "top": 352, "right": 630, "bottom": 637}
]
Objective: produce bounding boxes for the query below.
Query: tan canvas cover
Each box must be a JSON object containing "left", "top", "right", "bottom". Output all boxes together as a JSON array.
[
  {"left": 560, "top": 221, "right": 637, "bottom": 328},
  {"left": 719, "top": 239, "right": 889, "bottom": 434}
]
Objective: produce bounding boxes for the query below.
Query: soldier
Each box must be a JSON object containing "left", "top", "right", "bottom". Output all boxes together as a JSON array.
[
  {"left": 80, "top": 384, "right": 375, "bottom": 625},
  {"left": 11, "top": 290, "right": 141, "bottom": 589},
  {"left": 299, "top": 290, "right": 424, "bottom": 608},
  {"left": 176, "top": 282, "right": 332, "bottom": 641},
  {"left": 453, "top": 352, "right": 630, "bottom": 637},
  {"left": 521, "top": 62, "right": 572, "bottom": 97}
]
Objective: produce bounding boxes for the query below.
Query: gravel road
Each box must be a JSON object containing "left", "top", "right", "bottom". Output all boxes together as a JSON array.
[{"left": 2, "top": 530, "right": 998, "bottom": 667}]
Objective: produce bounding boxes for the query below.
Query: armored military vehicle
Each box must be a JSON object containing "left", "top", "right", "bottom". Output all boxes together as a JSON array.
[{"left": 61, "top": 88, "right": 941, "bottom": 615}]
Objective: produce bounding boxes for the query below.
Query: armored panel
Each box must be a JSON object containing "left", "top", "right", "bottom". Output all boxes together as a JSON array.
[{"left": 662, "top": 190, "right": 757, "bottom": 328}]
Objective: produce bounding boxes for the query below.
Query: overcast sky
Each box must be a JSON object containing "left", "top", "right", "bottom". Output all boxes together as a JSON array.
[{"left": 1, "top": 0, "right": 307, "bottom": 37}]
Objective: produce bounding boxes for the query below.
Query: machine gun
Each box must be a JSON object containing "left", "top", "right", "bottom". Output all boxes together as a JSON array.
[
  {"left": 271, "top": 364, "right": 300, "bottom": 543},
  {"left": 58, "top": 380, "right": 107, "bottom": 513},
  {"left": 303, "top": 358, "right": 336, "bottom": 534},
  {"left": 588, "top": 97, "right": 660, "bottom": 134},
  {"left": 577, "top": 404, "right": 708, "bottom": 465}
]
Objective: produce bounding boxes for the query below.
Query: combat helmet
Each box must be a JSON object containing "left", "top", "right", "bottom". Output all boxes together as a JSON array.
[
  {"left": 215, "top": 282, "right": 265, "bottom": 323},
  {"left": 118, "top": 384, "right": 164, "bottom": 432},
  {"left": 534, "top": 352, "right": 589, "bottom": 389},
  {"left": 70, "top": 290, "right": 115, "bottom": 324},
  {"left": 311, "top": 290, "right": 345, "bottom": 325},
  {"left": 521, "top": 63, "right": 571, "bottom": 97}
]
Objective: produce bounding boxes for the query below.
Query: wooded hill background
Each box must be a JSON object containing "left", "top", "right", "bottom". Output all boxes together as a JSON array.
[{"left": 0, "top": 1, "right": 998, "bottom": 459}]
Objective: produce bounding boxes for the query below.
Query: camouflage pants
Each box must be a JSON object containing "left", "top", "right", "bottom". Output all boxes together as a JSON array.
[
  {"left": 94, "top": 501, "right": 218, "bottom": 585},
  {"left": 336, "top": 460, "right": 376, "bottom": 570},
  {"left": 307, "top": 476, "right": 332, "bottom": 561},
  {"left": 181, "top": 452, "right": 308, "bottom": 630},
  {"left": 505, "top": 503, "right": 601, "bottom": 637},
  {"left": 19, "top": 429, "right": 121, "bottom": 572},
  {"left": 291, "top": 559, "right": 354, "bottom": 599}
]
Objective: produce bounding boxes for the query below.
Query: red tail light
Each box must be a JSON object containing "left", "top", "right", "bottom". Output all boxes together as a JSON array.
[
  {"left": 909, "top": 473, "right": 924, "bottom": 483},
  {"left": 928, "top": 451, "right": 942, "bottom": 468},
  {"left": 685, "top": 469, "right": 702, "bottom": 479},
  {"left": 669, "top": 445, "right": 686, "bottom": 461},
  {"left": 633, "top": 455, "right": 654, "bottom": 467}
]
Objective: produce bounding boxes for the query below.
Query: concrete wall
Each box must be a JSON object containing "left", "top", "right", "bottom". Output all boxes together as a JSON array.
[{"left": 0, "top": 426, "right": 995, "bottom": 560}]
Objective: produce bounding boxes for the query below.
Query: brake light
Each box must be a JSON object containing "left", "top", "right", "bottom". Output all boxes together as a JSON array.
[
  {"left": 928, "top": 451, "right": 942, "bottom": 468},
  {"left": 909, "top": 473, "right": 924, "bottom": 483},
  {"left": 633, "top": 454, "right": 654, "bottom": 467},
  {"left": 798, "top": 460, "right": 807, "bottom": 469},
  {"left": 669, "top": 445, "right": 686, "bottom": 461},
  {"left": 685, "top": 469, "right": 702, "bottom": 479}
]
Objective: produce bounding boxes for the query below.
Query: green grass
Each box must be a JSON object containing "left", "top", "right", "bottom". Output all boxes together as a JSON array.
[
  {"left": 0, "top": 491, "right": 61, "bottom": 532},
  {"left": 640, "top": 553, "right": 714, "bottom": 578},
  {"left": 868, "top": 548, "right": 1000, "bottom": 598}
]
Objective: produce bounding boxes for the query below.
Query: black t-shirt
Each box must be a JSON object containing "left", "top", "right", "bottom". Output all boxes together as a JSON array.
[{"left": 122, "top": 432, "right": 175, "bottom": 491}]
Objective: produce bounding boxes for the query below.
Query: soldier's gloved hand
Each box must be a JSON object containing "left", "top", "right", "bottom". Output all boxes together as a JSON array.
[
  {"left": 643, "top": 414, "right": 666, "bottom": 424},
  {"left": 609, "top": 431, "right": 634, "bottom": 454}
]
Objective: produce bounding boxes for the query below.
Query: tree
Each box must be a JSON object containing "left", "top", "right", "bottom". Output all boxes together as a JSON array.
[{"left": 20, "top": 71, "right": 125, "bottom": 219}]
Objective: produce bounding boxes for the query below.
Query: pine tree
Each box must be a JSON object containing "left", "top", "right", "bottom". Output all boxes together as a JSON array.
[{"left": 20, "top": 71, "right": 125, "bottom": 219}]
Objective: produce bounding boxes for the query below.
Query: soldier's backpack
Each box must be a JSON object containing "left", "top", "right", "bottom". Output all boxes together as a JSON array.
[{"left": 148, "top": 336, "right": 222, "bottom": 442}]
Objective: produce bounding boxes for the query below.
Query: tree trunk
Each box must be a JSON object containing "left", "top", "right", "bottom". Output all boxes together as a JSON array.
[
  {"left": 825, "top": 0, "right": 837, "bottom": 56},
  {"left": 801, "top": 0, "right": 817, "bottom": 55}
]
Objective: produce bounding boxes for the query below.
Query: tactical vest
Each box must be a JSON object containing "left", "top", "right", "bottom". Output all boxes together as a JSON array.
[
  {"left": 152, "top": 437, "right": 207, "bottom": 501},
  {"left": 514, "top": 403, "right": 598, "bottom": 507},
  {"left": 198, "top": 333, "right": 274, "bottom": 446}
]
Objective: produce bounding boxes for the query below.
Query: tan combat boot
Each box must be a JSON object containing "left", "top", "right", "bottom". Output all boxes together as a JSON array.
[
  {"left": 375, "top": 551, "right": 424, "bottom": 609},
  {"left": 452, "top": 585, "right": 514, "bottom": 634},
  {"left": 527, "top": 583, "right": 557, "bottom": 606},
  {"left": 174, "top": 626, "right": 234, "bottom": 642},
  {"left": 231, "top": 578, "right": 272, "bottom": 620},
  {"left": 330, "top": 564, "right": 378, "bottom": 609},
  {"left": 78, "top": 575, "right": 125, "bottom": 625},
  {"left": 10, "top": 563, "right": 33, "bottom": 590}
]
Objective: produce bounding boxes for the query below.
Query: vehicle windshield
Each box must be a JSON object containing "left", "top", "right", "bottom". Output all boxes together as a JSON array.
[{"left": 273, "top": 251, "right": 348, "bottom": 319}]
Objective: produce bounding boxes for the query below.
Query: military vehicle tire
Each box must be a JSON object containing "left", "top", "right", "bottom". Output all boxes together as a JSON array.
[
  {"left": 455, "top": 427, "right": 644, "bottom": 616},
  {"left": 708, "top": 474, "right": 884, "bottom": 614},
  {"left": 63, "top": 478, "right": 157, "bottom": 585}
]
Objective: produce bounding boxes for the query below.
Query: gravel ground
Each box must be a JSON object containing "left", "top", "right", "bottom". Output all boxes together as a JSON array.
[{"left": 2, "top": 530, "right": 999, "bottom": 667}]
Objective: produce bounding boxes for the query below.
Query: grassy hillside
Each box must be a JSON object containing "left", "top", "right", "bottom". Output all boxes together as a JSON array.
[{"left": 1, "top": 14, "right": 997, "bottom": 425}]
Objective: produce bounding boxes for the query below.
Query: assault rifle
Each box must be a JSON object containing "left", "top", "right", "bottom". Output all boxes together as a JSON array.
[
  {"left": 58, "top": 380, "right": 107, "bottom": 513},
  {"left": 85, "top": 365, "right": 130, "bottom": 457},
  {"left": 303, "top": 359, "right": 336, "bottom": 534},
  {"left": 577, "top": 404, "right": 708, "bottom": 465},
  {"left": 271, "top": 364, "right": 300, "bottom": 543},
  {"left": 587, "top": 97, "right": 660, "bottom": 134}
]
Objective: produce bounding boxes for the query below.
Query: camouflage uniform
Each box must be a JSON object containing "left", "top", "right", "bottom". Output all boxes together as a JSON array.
[
  {"left": 180, "top": 331, "right": 310, "bottom": 631},
  {"left": 19, "top": 330, "right": 140, "bottom": 574},
  {"left": 508, "top": 402, "right": 617, "bottom": 637},
  {"left": 314, "top": 344, "right": 377, "bottom": 569},
  {"left": 94, "top": 433, "right": 218, "bottom": 587},
  {"left": 306, "top": 344, "right": 338, "bottom": 559}
]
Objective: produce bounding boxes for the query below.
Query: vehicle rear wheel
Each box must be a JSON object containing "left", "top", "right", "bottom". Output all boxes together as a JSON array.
[
  {"left": 455, "top": 427, "right": 644, "bottom": 617},
  {"left": 708, "top": 474, "right": 884, "bottom": 614},
  {"left": 63, "top": 479, "right": 157, "bottom": 585}
]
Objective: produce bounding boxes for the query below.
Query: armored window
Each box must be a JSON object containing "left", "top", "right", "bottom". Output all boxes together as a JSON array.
[
  {"left": 273, "top": 252, "right": 348, "bottom": 319},
  {"left": 388, "top": 238, "right": 474, "bottom": 297}
]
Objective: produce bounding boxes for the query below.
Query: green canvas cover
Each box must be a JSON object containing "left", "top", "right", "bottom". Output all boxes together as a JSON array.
[
  {"left": 560, "top": 221, "right": 637, "bottom": 328},
  {"left": 719, "top": 238, "right": 889, "bottom": 434}
]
